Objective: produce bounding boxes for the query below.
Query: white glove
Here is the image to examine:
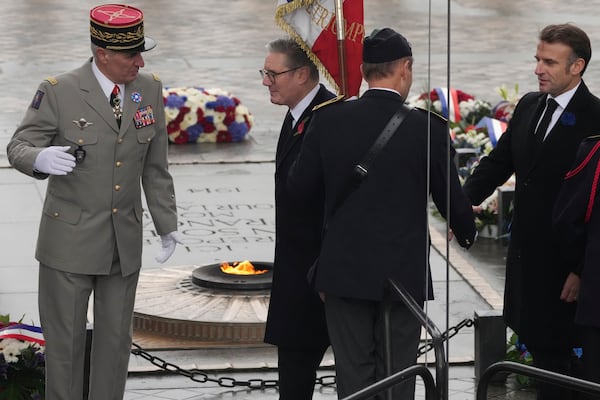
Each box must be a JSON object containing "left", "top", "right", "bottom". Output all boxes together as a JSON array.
[
  {"left": 33, "top": 146, "right": 76, "bottom": 175},
  {"left": 155, "top": 231, "right": 184, "bottom": 264}
]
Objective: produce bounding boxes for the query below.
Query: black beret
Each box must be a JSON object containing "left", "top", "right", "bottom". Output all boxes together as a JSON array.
[{"left": 362, "top": 28, "right": 412, "bottom": 63}]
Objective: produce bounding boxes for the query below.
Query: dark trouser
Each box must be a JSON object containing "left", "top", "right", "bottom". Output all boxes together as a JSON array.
[
  {"left": 324, "top": 295, "right": 421, "bottom": 400},
  {"left": 581, "top": 325, "right": 600, "bottom": 400},
  {"left": 527, "top": 343, "right": 574, "bottom": 400},
  {"left": 277, "top": 346, "right": 328, "bottom": 400}
]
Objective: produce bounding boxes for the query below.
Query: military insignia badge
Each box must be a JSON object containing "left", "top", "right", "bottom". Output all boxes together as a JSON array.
[
  {"left": 31, "top": 90, "right": 45, "bottom": 110},
  {"left": 72, "top": 118, "right": 93, "bottom": 130},
  {"left": 131, "top": 92, "right": 142, "bottom": 103},
  {"left": 134, "top": 105, "right": 155, "bottom": 129}
]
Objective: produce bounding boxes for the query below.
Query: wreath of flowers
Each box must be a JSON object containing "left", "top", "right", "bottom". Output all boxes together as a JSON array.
[
  {"left": 408, "top": 86, "right": 522, "bottom": 232},
  {"left": 163, "top": 87, "right": 254, "bottom": 144},
  {"left": 408, "top": 88, "right": 493, "bottom": 127},
  {"left": 0, "top": 316, "right": 45, "bottom": 399}
]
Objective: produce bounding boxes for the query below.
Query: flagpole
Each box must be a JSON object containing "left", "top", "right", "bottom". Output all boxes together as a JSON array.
[{"left": 334, "top": 0, "right": 349, "bottom": 97}]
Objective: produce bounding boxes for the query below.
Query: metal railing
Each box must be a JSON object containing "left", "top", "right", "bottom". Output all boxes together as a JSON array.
[
  {"left": 340, "top": 278, "right": 446, "bottom": 400},
  {"left": 341, "top": 364, "right": 436, "bottom": 400},
  {"left": 476, "top": 361, "right": 600, "bottom": 399}
]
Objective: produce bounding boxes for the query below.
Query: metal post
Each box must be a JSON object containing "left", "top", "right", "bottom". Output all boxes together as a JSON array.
[
  {"left": 382, "top": 299, "right": 393, "bottom": 400},
  {"left": 84, "top": 322, "right": 93, "bottom": 399},
  {"left": 474, "top": 310, "right": 506, "bottom": 381}
]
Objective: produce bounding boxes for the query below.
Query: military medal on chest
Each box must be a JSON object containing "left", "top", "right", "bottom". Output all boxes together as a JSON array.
[{"left": 110, "top": 85, "right": 123, "bottom": 125}]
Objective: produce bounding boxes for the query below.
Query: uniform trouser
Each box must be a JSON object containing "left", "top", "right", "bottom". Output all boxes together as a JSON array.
[
  {"left": 324, "top": 295, "right": 422, "bottom": 400},
  {"left": 277, "top": 345, "right": 329, "bottom": 400},
  {"left": 39, "top": 260, "right": 139, "bottom": 400},
  {"left": 527, "top": 343, "right": 574, "bottom": 400}
]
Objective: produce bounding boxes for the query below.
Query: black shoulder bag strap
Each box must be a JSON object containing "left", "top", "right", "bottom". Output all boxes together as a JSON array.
[
  {"left": 330, "top": 104, "right": 411, "bottom": 217},
  {"left": 309, "top": 104, "right": 411, "bottom": 287}
]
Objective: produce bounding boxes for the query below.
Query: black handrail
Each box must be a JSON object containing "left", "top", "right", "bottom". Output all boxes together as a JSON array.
[
  {"left": 340, "top": 365, "right": 436, "bottom": 400},
  {"left": 476, "top": 361, "right": 600, "bottom": 399},
  {"left": 335, "top": 278, "right": 446, "bottom": 400},
  {"left": 386, "top": 278, "right": 447, "bottom": 400}
]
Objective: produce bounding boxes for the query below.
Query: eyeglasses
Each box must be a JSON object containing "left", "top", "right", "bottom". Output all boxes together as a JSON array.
[{"left": 259, "top": 66, "right": 302, "bottom": 84}]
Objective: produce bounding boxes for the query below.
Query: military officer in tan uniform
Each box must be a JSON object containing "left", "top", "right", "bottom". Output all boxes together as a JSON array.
[{"left": 6, "top": 4, "right": 182, "bottom": 399}]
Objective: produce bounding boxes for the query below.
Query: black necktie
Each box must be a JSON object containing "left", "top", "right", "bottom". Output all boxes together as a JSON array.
[
  {"left": 110, "top": 84, "right": 122, "bottom": 127},
  {"left": 283, "top": 110, "right": 293, "bottom": 132},
  {"left": 275, "top": 111, "right": 294, "bottom": 161},
  {"left": 534, "top": 98, "right": 558, "bottom": 150}
]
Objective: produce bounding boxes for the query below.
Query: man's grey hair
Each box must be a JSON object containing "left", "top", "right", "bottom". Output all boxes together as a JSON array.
[{"left": 266, "top": 38, "right": 319, "bottom": 82}]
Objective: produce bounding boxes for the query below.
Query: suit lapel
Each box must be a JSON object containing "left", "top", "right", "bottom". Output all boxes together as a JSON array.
[
  {"left": 121, "top": 81, "right": 143, "bottom": 134},
  {"left": 528, "top": 82, "right": 590, "bottom": 168},
  {"left": 276, "top": 86, "right": 332, "bottom": 167},
  {"left": 526, "top": 96, "right": 548, "bottom": 162}
]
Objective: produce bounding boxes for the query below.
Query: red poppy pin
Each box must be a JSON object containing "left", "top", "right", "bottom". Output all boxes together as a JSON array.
[{"left": 294, "top": 117, "right": 309, "bottom": 136}]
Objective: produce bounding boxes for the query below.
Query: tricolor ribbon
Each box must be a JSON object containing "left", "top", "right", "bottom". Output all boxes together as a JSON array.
[
  {"left": 0, "top": 323, "right": 45, "bottom": 345},
  {"left": 476, "top": 116, "right": 507, "bottom": 147},
  {"left": 434, "top": 87, "right": 461, "bottom": 123}
]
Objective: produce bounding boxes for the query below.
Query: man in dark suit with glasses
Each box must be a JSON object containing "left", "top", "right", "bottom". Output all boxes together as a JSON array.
[{"left": 261, "top": 37, "right": 338, "bottom": 400}]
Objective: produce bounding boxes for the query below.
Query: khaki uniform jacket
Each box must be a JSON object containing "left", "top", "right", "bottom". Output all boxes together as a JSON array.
[{"left": 7, "top": 59, "right": 178, "bottom": 276}]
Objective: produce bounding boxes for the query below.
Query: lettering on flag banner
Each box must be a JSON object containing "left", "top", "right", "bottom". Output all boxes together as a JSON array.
[
  {"left": 0, "top": 323, "right": 45, "bottom": 345},
  {"left": 275, "top": 0, "right": 364, "bottom": 97},
  {"left": 476, "top": 116, "right": 507, "bottom": 146}
]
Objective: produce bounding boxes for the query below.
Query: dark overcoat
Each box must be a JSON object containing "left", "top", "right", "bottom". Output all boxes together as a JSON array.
[
  {"left": 288, "top": 89, "right": 476, "bottom": 304},
  {"left": 553, "top": 135, "right": 600, "bottom": 328},
  {"left": 463, "top": 81, "right": 600, "bottom": 347},
  {"left": 264, "top": 84, "right": 336, "bottom": 350}
]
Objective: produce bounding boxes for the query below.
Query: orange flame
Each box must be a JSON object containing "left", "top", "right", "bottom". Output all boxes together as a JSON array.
[{"left": 220, "top": 260, "right": 268, "bottom": 275}]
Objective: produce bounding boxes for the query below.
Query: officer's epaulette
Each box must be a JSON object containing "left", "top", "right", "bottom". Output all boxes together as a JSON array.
[
  {"left": 152, "top": 73, "right": 161, "bottom": 82},
  {"left": 415, "top": 106, "right": 447, "bottom": 123},
  {"left": 312, "top": 94, "right": 344, "bottom": 111},
  {"left": 44, "top": 76, "right": 58, "bottom": 85}
]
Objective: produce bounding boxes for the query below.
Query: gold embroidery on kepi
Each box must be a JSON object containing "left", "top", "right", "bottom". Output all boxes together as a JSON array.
[{"left": 90, "top": 4, "right": 156, "bottom": 52}]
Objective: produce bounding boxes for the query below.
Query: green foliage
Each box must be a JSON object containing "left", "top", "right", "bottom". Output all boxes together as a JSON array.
[
  {"left": 505, "top": 333, "right": 534, "bottom": 386},
  {"left": 0, "top": 315, "right": 45, "bottom": 399}
]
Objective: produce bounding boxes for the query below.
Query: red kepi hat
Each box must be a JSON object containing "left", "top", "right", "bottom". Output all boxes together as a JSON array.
[{"left": 90, "top": 4, "right": 156, "bottom": 52}]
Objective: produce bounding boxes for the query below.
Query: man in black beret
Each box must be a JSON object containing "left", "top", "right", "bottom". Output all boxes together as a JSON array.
[{"left": 288, "top": 27, "right": 476, "bottom": 399}]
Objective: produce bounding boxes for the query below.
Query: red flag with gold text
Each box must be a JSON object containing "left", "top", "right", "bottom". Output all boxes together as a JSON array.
[{"left": 276, "top": 0, "right": 364, "bottom": 97}]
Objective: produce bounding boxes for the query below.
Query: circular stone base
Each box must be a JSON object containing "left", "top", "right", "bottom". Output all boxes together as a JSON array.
[{"left": 133, "top": 265, "right": 270, "bottom": 344}]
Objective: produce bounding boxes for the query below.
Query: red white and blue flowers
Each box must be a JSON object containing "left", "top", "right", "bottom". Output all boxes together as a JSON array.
[
  {"left": 408, "top": 85, "right": 521, "bottom": 232},
  {"left": 0, "top": 316, "right": 45, "bottom": 399},
  {"left": 164, "top": 87, "right": 254, "bottom": 144}
]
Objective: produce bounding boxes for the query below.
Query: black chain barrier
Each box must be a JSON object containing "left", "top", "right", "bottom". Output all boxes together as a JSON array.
[{"left": 130, "top": 317, "right": 474, "bottom": 390}]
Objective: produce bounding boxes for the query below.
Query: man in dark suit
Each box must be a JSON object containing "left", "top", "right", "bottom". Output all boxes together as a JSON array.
[
  {"left": 554, "top": 136, "right": 600, "bottom": 397},
  {"left": 288, "top": 28, "right": 476, "bottom": 399},
  {"left": 261, "top": 37, "right": 337, "bottom": 400},
  {"left": 6, "top": 5, "right": 182, "bottom": 399},
  {"left": 463, "top": 23, "right": 600, "bottom": 400}
]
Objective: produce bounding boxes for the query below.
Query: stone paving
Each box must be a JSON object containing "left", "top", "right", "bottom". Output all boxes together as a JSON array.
[{"left": 3, "top": 0, "right": 600, "bottom": 398}]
